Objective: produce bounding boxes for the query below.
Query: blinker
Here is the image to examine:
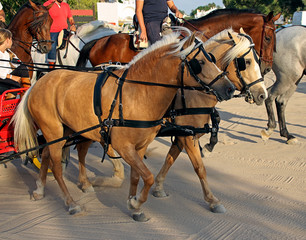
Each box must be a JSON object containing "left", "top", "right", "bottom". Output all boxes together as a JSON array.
[
  {"left": 236, "top": 57, "right": 246, "bottom": 71},
  {"left": 189, "top": 58, "right": 202, "bottom": 75}
]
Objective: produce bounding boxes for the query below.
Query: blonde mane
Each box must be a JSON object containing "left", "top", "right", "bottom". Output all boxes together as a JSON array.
[
  {"left": 203, "top": 28, "right": 254, "bottom": 68},
  {"left": 125, "top": 26, "right": 196, "bottom": 68}
]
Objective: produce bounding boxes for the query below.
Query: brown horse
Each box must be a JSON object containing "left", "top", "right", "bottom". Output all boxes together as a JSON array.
[
  {"left": 74, "top": 28, "right": 268, "bottom": 214},
  {"left": 13, "top": 28, "right": 235, "bottom": 221},
  {"left": 76, "top": 9, "right": 280, "bottom": 75},
  {"left": 7, "top": 0, "right": 52, "bottom": 65}
]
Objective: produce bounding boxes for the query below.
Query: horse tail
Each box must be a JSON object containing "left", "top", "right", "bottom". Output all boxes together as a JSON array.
[
  {"left": 76, "top": 39, "right": 98, "bottom": 67},
  {"left": 12, "top": 87, "right": 38, "bottom": 160}
]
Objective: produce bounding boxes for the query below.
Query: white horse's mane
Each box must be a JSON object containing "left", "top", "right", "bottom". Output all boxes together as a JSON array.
[
  {"left": 203, "top": 28, "right": 254, "bottom": 68},
  {"left": 125, "top": 26, "right": 196, "bottom": 68}
]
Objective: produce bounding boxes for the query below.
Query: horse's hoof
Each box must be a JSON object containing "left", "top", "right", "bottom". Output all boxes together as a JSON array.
[
  {"left": 152, "top": 189, "right": 169, "bottom": 198},
  {"left": 132, "top": 212, "right": 150, "bottom": 222},
  {"left": 287, "top": 138, "right": 298, "bottom": 145},
  {"left": 31, "top": 191, "right": 44, "bottom": 201},
  {"left": 211, "top": 204, "right": 226, "bottom": 213},
  {"left": 204, "top": 143, "right": 214, "bottom": 152},
  {"left": 127, "top": 196, "right": 141, "bottom": 210},
  {"left": 82, "top": 185, "right": 95, "bottom": 193},
  {"left": 261, "top": 129, "right": 271, "bottom": 141},
  {"left": 68, "top": 204, "right": 82, "bottom": 215}
]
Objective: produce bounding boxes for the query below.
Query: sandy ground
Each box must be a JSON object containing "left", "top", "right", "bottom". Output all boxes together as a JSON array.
[{"left": 0, "top": 72, "right": 305, "bottom": 240}]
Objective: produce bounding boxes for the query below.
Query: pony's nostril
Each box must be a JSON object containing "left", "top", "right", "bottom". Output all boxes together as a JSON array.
[
  {"left": 258, "top": 94, "right": 266, "bottom": 101},
  {"left": 228, "top": 87, "right": 235, "bottom": 94}
]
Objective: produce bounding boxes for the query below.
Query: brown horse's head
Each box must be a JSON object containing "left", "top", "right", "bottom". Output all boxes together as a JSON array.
[
  {"left": 258, "top": 12, "right": 281, "bottom": 75},
  {"left": 183, "top": 9, "right": 281, "bottom": 75},
  {"left": 9, "top": 0, "right": 52, "bottom": 56},
  {"left": 27, "top": 0, "right": 53, "bottom": 53}
]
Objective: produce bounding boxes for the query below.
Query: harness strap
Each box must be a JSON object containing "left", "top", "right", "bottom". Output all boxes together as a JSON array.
[
  {"left": 180, "top": 61, "right": 187, "bottom": 110},
  {"left": 164, "top": 107, "right": 213, "bottom": 118}
]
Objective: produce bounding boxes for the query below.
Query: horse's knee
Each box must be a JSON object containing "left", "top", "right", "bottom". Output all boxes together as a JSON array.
[{"left": 144, "top": 173, "right": 154, "bottom": 187}]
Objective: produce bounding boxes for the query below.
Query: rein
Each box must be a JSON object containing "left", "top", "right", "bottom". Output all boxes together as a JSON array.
[
  {"left": 180, "top": 18, "right": 210, "bottom": 40},
  {"left": 93, "top": 40, "right": 226, "bottom": 161},
  {"left": 226, "top": 33, "right": 264, "bottom": 101}
]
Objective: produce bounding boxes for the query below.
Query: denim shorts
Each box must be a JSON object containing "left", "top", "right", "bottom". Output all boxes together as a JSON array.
[
  {"left": 47, "top": 32, "right": 60, "bottom": 62},
  {"left": 145, "top": 21, "right": 162, "bottom": 44}
]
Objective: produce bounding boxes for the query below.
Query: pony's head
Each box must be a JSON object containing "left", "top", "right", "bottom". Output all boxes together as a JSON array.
[
  {"left": 127, "top": 26, "right": 235, "bottom": 101},
  {"left": 204, "top": 28, "right": 267, "bottom": 105}
]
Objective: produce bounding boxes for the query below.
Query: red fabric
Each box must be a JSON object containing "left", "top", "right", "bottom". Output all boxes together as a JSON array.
[
  {"left": 43, "top": 0, "right": 72, "bottom": 32},
  {"left": 70, "top": 9, "right": 93, "bottom": 16}
]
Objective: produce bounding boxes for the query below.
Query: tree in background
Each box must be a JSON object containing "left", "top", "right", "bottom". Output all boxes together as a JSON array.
[
  {"left": 2, "top": 0, "right": 99, "bottom": 23},
  {"left": 2, "top": 0, "right": 304, "bottom": 23},
  {"left": 223, "top": 0, "right": 304, "bottom": 20},
  {"left": 190, "top": 3, "right": 222, "bottom": 17},
  {"left": 1, "top": 0, "right": 26, "bottom": 24}
]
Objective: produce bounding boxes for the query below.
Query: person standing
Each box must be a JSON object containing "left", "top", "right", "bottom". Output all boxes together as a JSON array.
[
  {"left": 135, "top": 0, "right": 183, "bottom": 44},
  {"left": 0, "top": 29, "right": 30, "bottom": 96},
  {"left": 43, "top": 0, "right": 76, "bottom": 68}
]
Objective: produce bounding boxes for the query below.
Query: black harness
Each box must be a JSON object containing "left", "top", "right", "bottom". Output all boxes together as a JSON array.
[
  {"left": 227, "top": 33, "right": 264, "bottom": 102},
  {"left": 93, "top": 41, "right": 227, "bottom": 160}
]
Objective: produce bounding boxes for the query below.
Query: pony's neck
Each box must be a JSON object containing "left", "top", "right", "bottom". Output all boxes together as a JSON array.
[
  {"left": 188, "top": 14, "right": 261, "bottom": 40},
  {"left": 123, "top": 47, "right": 182, "bottom": 120}
]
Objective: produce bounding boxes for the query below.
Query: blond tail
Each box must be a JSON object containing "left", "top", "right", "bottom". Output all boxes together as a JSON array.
[{"left": 11, "top": 87, "right": 38, "bottom": 159}]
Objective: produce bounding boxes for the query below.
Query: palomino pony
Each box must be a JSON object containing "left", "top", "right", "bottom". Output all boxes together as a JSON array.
[
  {"left": 13, "top": 27, "right": 235, "bottom": 221},
  {"left": 261, "top": 25, "right": 306, "bottom": 144},
  {"left": 7, "top": 0, "right": 52, "bottom": 65},
  {"left": 75, "top": 28, "right": 268, "bottom": 213},
  {"left": 31, "top": 20, "right": 119, "bottom": 81},
  {"left": 76, "top": 9, "right": 281, "bottom": 75}
]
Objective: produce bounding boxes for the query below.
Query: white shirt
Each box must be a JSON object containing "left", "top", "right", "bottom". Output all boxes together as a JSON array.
[
  {"left": 0, "top": 2, "right": 3, "bottom": 11},
  {"left": 0, "top": 50, "right": 18, "bottom": 79}
]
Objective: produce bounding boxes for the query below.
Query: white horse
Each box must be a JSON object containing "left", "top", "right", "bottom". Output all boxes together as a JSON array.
[
  {"left": 261, "top": 25, "right": 306, "bottom": 144},
  {"left": 31, "top": 20, "right": 119, "bottom": 82}
]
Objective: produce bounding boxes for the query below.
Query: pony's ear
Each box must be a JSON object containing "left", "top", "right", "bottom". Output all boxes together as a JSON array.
[
  {"left": 182, "top": 32, "right": 196, "bottom": 49},
  {"left": 272, "top": 13, "right": 282, "bottom": 22},
  {"left": 29, "top": 0, "right": 39, "bottom": 11},
  {"left": 239, "top": 27, "right": 246, "bottom": 35}
]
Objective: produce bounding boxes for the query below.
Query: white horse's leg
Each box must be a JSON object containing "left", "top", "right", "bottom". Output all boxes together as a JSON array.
[
  {"left": 93, "top": 145, "right": 125, "bottom": 188},
  {"left": 275, "top": 87, "right": 298, "bottom": 144}
]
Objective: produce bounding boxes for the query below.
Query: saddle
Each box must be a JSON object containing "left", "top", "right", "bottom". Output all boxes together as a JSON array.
[{"left": 57, "top": 29, "right": 70, "bottom": 50}]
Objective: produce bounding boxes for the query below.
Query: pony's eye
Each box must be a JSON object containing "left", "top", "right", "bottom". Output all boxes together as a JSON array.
[
  {"left": 245, "top": 59, "right": 251, "bottom": 66},
  {"left": 264, "top": 35, "right": 271, "bottom": 43}
]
